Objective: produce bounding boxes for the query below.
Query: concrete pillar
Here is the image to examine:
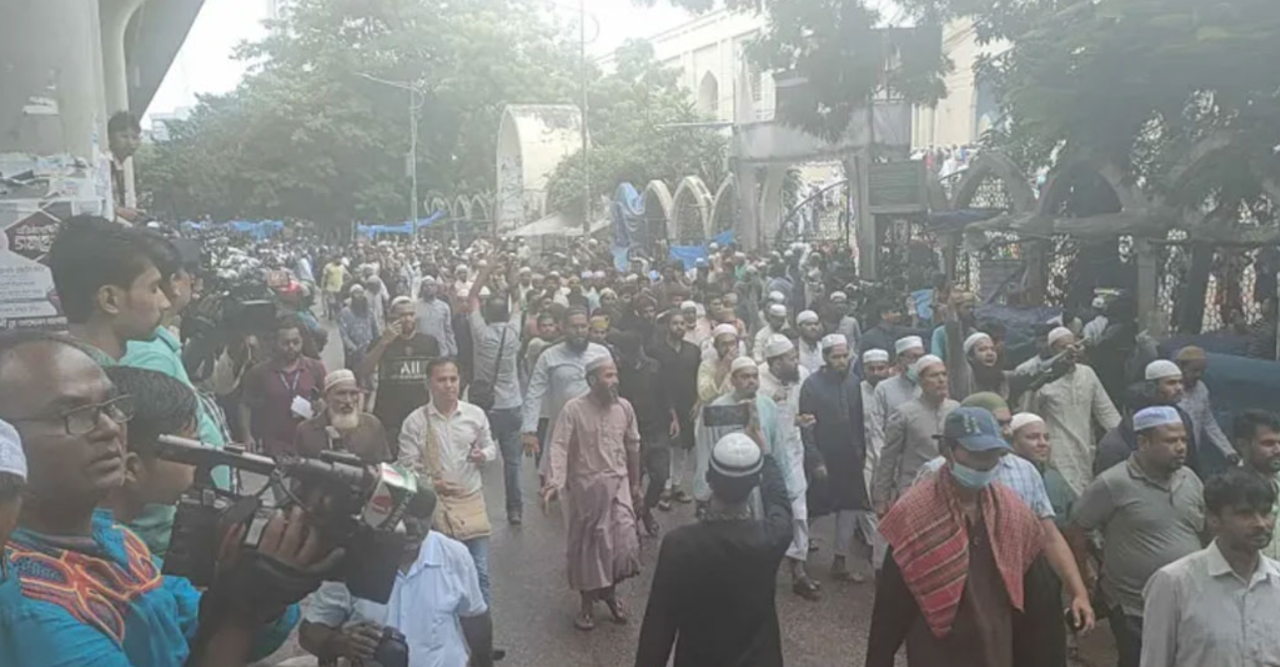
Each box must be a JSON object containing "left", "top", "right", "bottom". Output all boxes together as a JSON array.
[
  {"left": 0, "top": 0, "right": 110, "bottom": 328},
  {"left": 758, "top": 165, "right": 786, "bottom": 249},
  {"left": 852, "top": 153, "right": 878, "bottom": 278},
  {"left": 735, "top": 163, "right": 759, "bottom": 250}
]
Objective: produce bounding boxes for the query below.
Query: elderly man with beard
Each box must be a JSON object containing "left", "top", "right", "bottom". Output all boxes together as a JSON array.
[
  {"left": 541, "top": 358, "right": 643, "bottom": 631},
  {"left": 758, "top": 335, "right": 822, "bottom": 598},
  {"left": 873, "top": 355, "right": 958, "bottom": 516},
  {"left": 295, "top": 369, "right": 389, "bottom": 464},
  {"left": 802, "top": 335, "right": 876, "bottom": 582}
]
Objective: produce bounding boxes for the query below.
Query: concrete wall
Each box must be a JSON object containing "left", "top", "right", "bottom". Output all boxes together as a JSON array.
[{"left": 911, "top": 19, "right": 1008, "bottom": 149}]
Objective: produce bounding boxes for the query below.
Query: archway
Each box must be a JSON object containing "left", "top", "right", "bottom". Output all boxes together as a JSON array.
[
  {"left": 672, "top": 176, "right": 713, "bottom": 245},
  {"left": 711, "top": 175, "right": 738, "bottom": 235},
  {"left": 698, "top": 72, "right": 719, "bottom": 118},
  {"left": 641, "top": 180, "right": 674, "bottom": 251}
]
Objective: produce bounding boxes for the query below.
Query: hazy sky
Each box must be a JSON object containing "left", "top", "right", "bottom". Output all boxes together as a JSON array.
[{"left": 145, "top": 0, "right": 694, "bottom": 123}]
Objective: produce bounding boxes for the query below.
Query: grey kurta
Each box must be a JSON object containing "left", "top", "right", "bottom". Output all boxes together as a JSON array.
[
  {"left": 868, "top": 374, "right": 920, "bottom": 472},
  {"left": 521, "top": 340, "right": 613, "bottom": 436},
  {"left": 871, "top": 397, "right": 958, "bottom": 507}
]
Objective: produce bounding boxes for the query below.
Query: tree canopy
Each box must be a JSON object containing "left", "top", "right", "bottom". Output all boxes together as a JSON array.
[
  {"left": 543, "top": 39, "right": 727, "bottom": 214},
  {"left": 140, "top": 0, "right": 582, "bottom": 226}
]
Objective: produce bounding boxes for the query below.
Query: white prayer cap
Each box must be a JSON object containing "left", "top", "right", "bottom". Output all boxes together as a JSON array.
[
  {"left": 821, "top": 333, "right": 848, "bottom": 351},
  {"left": 913, "top": 354, "right": 945, "bottom": 376},
  {"left": 549, "top": 270, "right": 562, "bottom": 278},
  {"left": 895, "top": 336, "right": 925, "bottom": 355},
  {"left": 1047, "top": 326, "right": 1074, "bottom": 346},
  {"left": 708, "top": 242, "right": 720, "bottom": 251},
  {"left": 479, "top": 286, "right": 491, "bottom": 297},
  {"left": 681, "top": 300, "right": 698, "bottom": 312},
  {"left": 1145, "top": 359, "right": 1182, "bottom": 381},
  {"left": 600, "top": 288, "right": 617, "bottom": 299},
  {"left": 768, "top": 290, "right": 786, "bottom": 304},
  {"left": 455, "top": 264, "right": 468, "bottom": 274},
  {"left": 830, "top": 291, "right": 848, "bottom": 303},
  {"left": 477, "top": 259, "right": 489, "bottom": 269},
  {"left": 730, "top": 356, "right": 758, "bottom": 375},
  {"left": 963, "top": 332, "right": 993, "bottom": 355},
  {"left": 1133, "top": 406, "right": 1182, "bottom": 432},
  {"left": 592, "top": 271, "right": 605, "bottom": 279},
  {"left": 1091, "top": 295, "right": 1107, "bottom": 309},
  {"left": 863, "top": 349, "right": 890, "bottom": 364},
  {"left": 580, "top": 271, "right": 592, "bottom": 279},
  {"left": 519, "top": 266, "right": 532, "bottom": 275},
  {"left": 735, "top": 252, "right": 746, "bottom": 260},
  {"left": 0, "top": 419, "right": 26, "bottom": 481},
  {"left": 797, "top": 310, "right": 819, "bottom": 325},
  {"left": 324, "top": 369, "right": 357, "bottom": 393},
  {"left": 711, "top": 432, "right": 763, "bottom": 478},
  {"left": 389, "top": 295, "right": 414, "bottom": 309},
  {"left": 713, "top": 323, "right": 739, "bottom": 340},
  {"left": 531, "top": 273, "right": 544, "bottom": 282},
  {"left": 349, "top": 283, "right": 366, "bottom": 294},
  {"left": 1010, "top": 413, "right": 1045, "bottom": 434},
  {"left": 419, "top": 275, "right": 437, "bottom": 286},
  {"left": 767, "top": 303, "right": 787, "bottom": 318},
  {"left": 763, "top": 334, "right": 795, "bottom": 360}
]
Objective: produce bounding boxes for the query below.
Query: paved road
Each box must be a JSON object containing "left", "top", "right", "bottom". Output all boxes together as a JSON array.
[{"left": 254, "top": 318, "right": 1116, "bottom": 666}]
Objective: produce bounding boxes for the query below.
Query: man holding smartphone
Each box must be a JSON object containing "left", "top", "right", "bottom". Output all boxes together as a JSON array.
[
  {"left": 694, "top": 356, "right": 786, "bottom": 518},
  {"left": 357, "top": 297, "right": 441, "bottom": 456}
]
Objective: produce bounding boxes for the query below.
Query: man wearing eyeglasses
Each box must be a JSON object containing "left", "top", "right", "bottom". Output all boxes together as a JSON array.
[
  {"left": 296, "top": 369, "right": 391, "bottom": 464},
  {"left": 0, "top": 330, "right": 335, "bottom": 667}
]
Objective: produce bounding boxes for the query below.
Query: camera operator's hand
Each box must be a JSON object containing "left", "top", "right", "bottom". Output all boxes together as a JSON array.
[{"left": 331, "top": 622, "right": 384, "bottom": 661}]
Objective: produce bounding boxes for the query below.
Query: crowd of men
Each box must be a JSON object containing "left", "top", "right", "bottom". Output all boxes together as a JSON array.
[{"left": 0, "top": 214, "right": 1278, "bottom": 667}]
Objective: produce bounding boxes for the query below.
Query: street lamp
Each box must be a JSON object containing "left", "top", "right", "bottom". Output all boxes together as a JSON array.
[{"left": 358, "top": 72, "right": 424, "bottom": 234}]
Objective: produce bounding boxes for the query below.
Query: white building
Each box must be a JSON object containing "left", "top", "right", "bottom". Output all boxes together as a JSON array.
[{"left": 599, "top": 9, "right": 997, "bottom": 149}]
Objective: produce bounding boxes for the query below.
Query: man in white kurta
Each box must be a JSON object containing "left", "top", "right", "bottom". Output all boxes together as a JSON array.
[
  {"left": 1023, "top": 328, "right": 1121, "bottom": 496},
  {"left": 757, "top": 334, "right": 821, "bottom": 599}
]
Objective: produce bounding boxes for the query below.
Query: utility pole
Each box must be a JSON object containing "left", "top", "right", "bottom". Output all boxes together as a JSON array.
[
  {"left": 409, "top": 87, "right": 419, "bottom": 236},
  {"left": 580, "top": 0, "right": 590, "bottom": 237}
]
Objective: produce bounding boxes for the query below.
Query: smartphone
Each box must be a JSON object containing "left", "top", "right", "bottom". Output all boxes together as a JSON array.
[{"left": 703, "top": 404, "right": 750, "bottom": 428}]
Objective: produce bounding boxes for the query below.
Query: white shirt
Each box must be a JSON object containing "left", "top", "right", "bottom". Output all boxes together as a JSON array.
[
  {"left": 398, "top": 401, "right": 497, "bottom": 495},
  {"left": 796, "top": 338, "right": 823, "bottom": 374},
  {"left": 303, "top": 532, "right": 488, "bottom": 667},
  {"left": 1141, "top": 540, "right": 1280, "bottom": 667}
]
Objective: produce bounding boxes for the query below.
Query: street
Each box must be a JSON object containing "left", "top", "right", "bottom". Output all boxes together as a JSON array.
[{"left": 254, "top": 321, "right": 1117, "bottom": 667}]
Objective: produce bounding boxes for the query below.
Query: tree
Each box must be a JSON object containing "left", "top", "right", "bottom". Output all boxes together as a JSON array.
[
  {"left": 138, "top": 0, "right": 583, "bottom": 226},
  {"left": 543, "top": 39, "right": 728, "bottom": 215}
]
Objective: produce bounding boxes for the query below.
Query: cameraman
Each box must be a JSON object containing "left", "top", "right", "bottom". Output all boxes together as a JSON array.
[
  {"left": 0, "top": 330, "right": 337, "bottom": 666},
  {"left": 299, "top": 486, "right": 495, "bottom": 667}
]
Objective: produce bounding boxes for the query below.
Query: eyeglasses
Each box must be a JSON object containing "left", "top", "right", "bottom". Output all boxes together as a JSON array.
[{"left": 11, "top": 394, "right": 136, "bottom": 436}]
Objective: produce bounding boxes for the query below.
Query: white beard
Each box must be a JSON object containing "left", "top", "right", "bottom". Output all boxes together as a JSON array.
[{"left": 329, "top": 410, "right": 360, "bottom": 432}]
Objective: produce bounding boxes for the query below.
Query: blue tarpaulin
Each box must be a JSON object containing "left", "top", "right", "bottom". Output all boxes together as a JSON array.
[
  {"left": 611, "top": 183, "right": 646, "bottom": 271},
  {"left": 181, "top": 219, "right": 283, "bottom": 240},
  {"left": 669, "top": 230, "right": 735, "bottom": 270},
  {"left": 356, "top": 211, "right": 445, "bottom": 237}
]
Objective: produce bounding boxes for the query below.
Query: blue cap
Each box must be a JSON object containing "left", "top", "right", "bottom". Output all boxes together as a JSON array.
[{"left": 942, "top": 407, "right": 1010, "bottom": 452}]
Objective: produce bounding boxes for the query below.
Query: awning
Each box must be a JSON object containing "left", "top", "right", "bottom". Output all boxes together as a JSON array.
[{"left": 508, "top": 210, "right": 610, "bottom": 238}]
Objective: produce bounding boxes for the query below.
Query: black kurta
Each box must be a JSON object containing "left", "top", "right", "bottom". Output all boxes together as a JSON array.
[
  {"left": 634, "top": 457, "right": 793, "bottom": 667},
  {"left": 800, "top": 366, "right": 870, "bottom": 516}
]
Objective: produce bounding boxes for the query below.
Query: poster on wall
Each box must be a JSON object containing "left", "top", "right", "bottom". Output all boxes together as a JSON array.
[{"left": 0, "top": 152, "right": 109, "bottom": 330}]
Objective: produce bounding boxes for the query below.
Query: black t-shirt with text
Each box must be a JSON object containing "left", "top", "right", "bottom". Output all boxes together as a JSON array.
[{"left": 371, "top": 332, "right": 440, "bottom": 433}]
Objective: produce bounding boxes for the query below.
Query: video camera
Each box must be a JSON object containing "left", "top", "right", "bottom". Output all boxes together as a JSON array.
[{"left": 156, "top": 435, "right": 419, "bottom": 603}]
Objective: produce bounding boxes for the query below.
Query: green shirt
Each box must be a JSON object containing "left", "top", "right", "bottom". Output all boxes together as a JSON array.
[{"left": 121, "top": 327, "right": 231, "bottom": 555}]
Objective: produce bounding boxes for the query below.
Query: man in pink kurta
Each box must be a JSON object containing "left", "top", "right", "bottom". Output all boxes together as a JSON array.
[{"left": 542, "top": 357, "right": 643, "bottom": 631}]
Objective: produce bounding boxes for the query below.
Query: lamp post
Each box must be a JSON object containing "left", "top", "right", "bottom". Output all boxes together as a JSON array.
[{"left": 358, "top": 72, "right": 423, "bottom": 234}]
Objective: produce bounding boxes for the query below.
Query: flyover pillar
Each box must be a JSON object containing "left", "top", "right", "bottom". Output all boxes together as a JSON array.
[{"left": 0, "top": 0, "right": 111, "bottom": 328}]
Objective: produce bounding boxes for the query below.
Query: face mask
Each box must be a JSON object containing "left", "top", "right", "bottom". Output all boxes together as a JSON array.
[{"left": 950, "top": 460, "right": 998, "bottom": 490}]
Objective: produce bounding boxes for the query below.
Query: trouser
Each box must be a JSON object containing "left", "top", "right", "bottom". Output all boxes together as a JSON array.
[
  {"left": 785, "top": 493, "right": 810, "bottom": 561},
  {"left": 535, "top": 417, "right": 549, "bottom": 469},
  {"left": 668, "top": 446, "right": 692, "bottom": 492},
  {"left": 488, "top": 407, "right": 524, "bottom": 513},
  {"left": 1109, "top": 607, "right": 1142, "bottom": 667},
  {"left": 641, "top": 431, "right": 671, "bottom": 511},
  {"left": 464, "top": 536, "right": 491, "bottom": 606},
  {"left": 833, "top": 509, "right": 883, "bottom": 567}
]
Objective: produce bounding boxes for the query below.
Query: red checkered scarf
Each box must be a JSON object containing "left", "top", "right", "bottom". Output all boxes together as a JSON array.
[{"left": 878, "top": 466, "right": 1044, "bottom": 638}]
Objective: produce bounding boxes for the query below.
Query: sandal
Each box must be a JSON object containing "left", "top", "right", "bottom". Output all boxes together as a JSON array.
[
  {"left": 604, "top": 597, "right": 630, "bottom": 625},
  {"left": 792, "top": 577, "right": 821, "bottom": 601},
  {"left": 574, "top": 612, "right": 596, "bottom": 631}
]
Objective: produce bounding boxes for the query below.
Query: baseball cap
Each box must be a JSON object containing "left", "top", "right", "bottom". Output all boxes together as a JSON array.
[{"left": 940, "top": 407, "right": 1010, "bottom": 452}]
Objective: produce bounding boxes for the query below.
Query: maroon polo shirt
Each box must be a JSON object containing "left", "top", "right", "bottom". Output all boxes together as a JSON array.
[{"left": 243, "top": 355, "right": 327, "bottom": 457}]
